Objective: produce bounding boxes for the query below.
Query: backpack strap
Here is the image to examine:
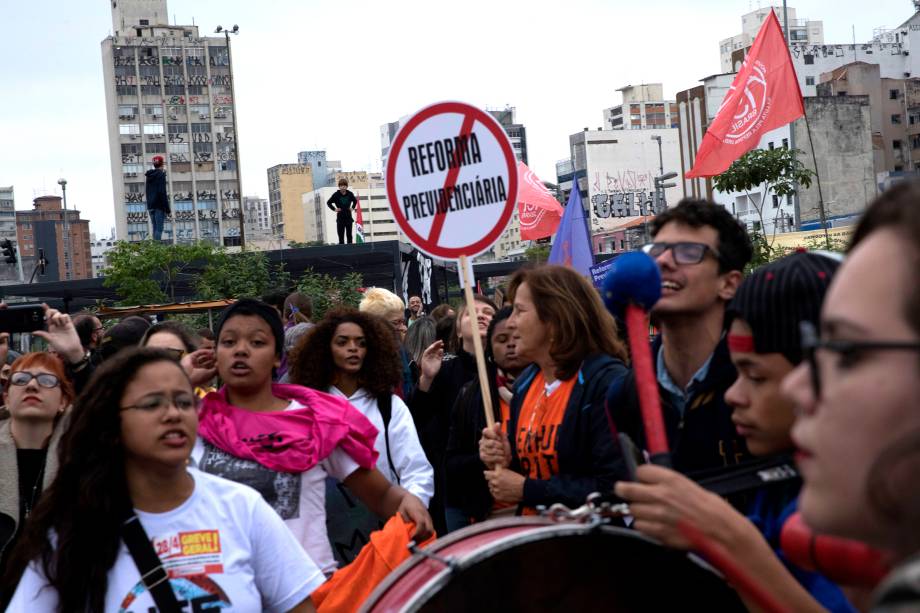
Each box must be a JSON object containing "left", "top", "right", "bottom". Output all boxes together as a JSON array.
[
  {"left": 378, "top": 393, "right": 400, "bottom": 485},
  {"left": 122, "top": 514, "right": 181, "bottom": 613}
]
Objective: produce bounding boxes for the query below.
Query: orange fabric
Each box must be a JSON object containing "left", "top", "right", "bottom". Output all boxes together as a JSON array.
[
  {"left": 499, "top": 397, "right": 511, "bottom": 435},
  {"left": 515, "top": 372, "right": 576, "bottom": 514},
  {"left": 311, "top": 515, "right": 436, "bottom": 612}
]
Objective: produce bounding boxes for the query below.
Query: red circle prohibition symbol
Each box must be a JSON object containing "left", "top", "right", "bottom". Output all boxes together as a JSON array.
[{"left": 386, "top": 101, "right": 519, "bottom": 260}]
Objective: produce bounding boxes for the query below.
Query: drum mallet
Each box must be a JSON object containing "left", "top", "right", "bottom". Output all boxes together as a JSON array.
[
  {"left": 780, "top": 512, "right": 891, "bottom": 588},
  {"left": 602, "top": 251, "right": 670, "bottom": 467}
]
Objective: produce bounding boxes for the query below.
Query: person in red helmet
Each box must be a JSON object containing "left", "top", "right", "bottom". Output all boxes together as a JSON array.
[{"left": 145, "top": 156, "right": 170, "bottom": 241}]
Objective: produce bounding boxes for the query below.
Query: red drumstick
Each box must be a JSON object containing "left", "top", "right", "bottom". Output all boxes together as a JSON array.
[
  {"left": 679, "top": 519, "right": 792, "bottom": 613},
  {"left": 603, "top": 252, "right": 671, "bottom": 466}
]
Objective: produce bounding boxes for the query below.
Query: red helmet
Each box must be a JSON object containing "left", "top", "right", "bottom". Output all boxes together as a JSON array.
[{"left": 152, "top": 155, "right": 165, "bottom": 166}]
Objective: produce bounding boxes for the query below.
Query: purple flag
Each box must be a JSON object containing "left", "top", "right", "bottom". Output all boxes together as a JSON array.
[{"left": 548, "top": 183, "right": 593, "bottom": 275}]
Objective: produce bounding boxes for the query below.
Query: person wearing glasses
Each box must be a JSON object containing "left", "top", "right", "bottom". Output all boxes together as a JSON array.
[
  {"left": 782, "top": 183, "right": 920, "bottom": 610},
  {"left": 0, "top": 353, "right": 74, "bottom": 579},
  {"left": 141, "top": 321, "right": 217, "bottom": 397},
  {"left": 615, "top": 252, "right": 858, "bottom": 613},
  {"left": 2, "top": 347, "right": 323, "bottom": 611},
  {"left": 609, "top": 199, "right": 754, "bottom": 476}
]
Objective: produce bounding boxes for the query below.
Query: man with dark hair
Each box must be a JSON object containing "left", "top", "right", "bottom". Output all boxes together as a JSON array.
[
  {"left": 406, "top": 295, "right": 424, "bottom": 326},
  {"left": 610, "top": 199, "right": 754, "bottom": 475},
  {"left": 326, "top": 178, "right": 358, "bottom": 245},
  {"left": 144, "top": 156, "right": 170, "bottom": 241},
  {"left": 72, "top": 313, "right": 105, "bottom": 367}
]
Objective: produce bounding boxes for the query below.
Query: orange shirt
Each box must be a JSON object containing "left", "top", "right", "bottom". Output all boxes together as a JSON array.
[
  {"left": 515, "top": 372, "right": 576, "bottom": 485},
  {"left": 499, "top": 397, "right": 511, "bottom": 436}
]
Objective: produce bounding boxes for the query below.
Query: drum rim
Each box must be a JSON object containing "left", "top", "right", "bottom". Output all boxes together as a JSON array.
[{"left": 360, "top": 519, "right": 668, "bottom": 612}]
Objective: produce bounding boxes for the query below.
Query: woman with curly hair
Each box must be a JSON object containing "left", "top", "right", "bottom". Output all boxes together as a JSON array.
[
  {"left": 191, "top": 299, "right": 432, "bottom": 577},
  {"left": 290, "top": 308, "right": 433, "bottom": 504},
  {"left": 2, "top": 347, "right": 323, "bottom": 612}
]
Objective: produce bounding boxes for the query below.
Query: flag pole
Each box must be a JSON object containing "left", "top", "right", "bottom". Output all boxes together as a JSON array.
[
  {"left": 782, "top": 1, "right": 803, "bottom": 231},
  {"left": 802, "top": 109, "right": 831, "bottom": 248}
]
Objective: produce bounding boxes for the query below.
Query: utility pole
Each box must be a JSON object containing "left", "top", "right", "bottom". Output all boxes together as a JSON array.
[
  {"left": 57, "top": 178, "right": 71, "bottom": 280},
  {"left": 782, "top": 0, "right": 801, "bottom": 230},
  {"left": 215, "top": 24, "right": 245, "bottom": 250}
]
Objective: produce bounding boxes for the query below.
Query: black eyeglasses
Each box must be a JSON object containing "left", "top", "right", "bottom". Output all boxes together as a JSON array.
[
  {"left": 642, "top": 241, "right": 721, "bottom": 265},
  {"left": 10, "top": 371, "right": 61, "bottom": 389},
  {"left": 160, "top": 348, "right": 186, "bottom": 361},
  {"left": 121, "top": 393, "right": 199, "bottom": 413},
  {"left": 800, "top": 321, "right": 920, "bottom": 398}
]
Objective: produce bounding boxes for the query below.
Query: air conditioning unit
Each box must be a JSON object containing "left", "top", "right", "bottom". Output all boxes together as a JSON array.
[
  {"left": 129, "top": 134, "right": 138, "bottom": 139},
  {"left": 169, "top": 114, "right": 179, "bottom": 120},
  {"left": 214, "top": 113, "right": 227, "bottom": 119}
]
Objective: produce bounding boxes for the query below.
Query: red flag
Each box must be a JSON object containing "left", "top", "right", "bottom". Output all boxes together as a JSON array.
[
  {"left": 517, "top": 161, "right": 564, "bottom": 240},
  {"left": 686, "top": 10, "right": 804, "bottom": 178}
]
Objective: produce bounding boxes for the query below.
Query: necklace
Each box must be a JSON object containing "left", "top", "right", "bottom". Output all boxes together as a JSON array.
[{"left": 23, "top": 461, "right": 46, "bottom": 519}]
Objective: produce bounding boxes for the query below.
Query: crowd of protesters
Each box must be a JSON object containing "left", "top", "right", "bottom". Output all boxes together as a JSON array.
[{"left": 0, "top": 184, "right": 917, "bottom": 611}]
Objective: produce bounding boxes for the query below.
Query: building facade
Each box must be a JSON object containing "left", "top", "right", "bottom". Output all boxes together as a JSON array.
[
  {"left": 720, "top": 6, "right": 824, "bottom": 73},
  {"left": 243, "top": 196, "right": 271, "bottom": 239},
  {"left": 303, "top": 172, "right": 402, "bottom": 245},
  {"left": 101, "top": 0, "right": 243, "bottom": 245},
  {"left": 17, "top": 196, "right": 92, "bottom": 282},
  {"left": 267, "top": 164, "right": 313, "bottom": 243},
  {"left": 91, "top": 233, "right": 118, "bottom": 278},
  {"left": 297, "top": 150, "right": 342, "bottom": 189},
  {"left": 0, "top": 187, "right": 19, "bottom": 284},
  {"left": 565, "top": 127, "right": 685, "bottom": 236},
  {"left": 603, "top": 84, "right": 679, "bottom": 131}
]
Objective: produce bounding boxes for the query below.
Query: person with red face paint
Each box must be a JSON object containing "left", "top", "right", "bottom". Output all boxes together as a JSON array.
[
  {"left": 191, "top": 299, "right": 432, "bottom": 578},
  {"left": 616, "top": 252, "right": 858, "bottom": 612},
  {"left": 781, "top": 183, "right": 920, "bottom": 611}
]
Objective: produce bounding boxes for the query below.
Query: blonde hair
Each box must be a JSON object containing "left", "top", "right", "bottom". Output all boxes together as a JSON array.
[{"left": 359, "top": 287, "right": 405, "bottom": 317}]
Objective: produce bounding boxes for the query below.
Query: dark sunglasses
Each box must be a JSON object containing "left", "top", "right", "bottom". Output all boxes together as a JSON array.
[
  {"left": 642, "top": 241, "right": 721, "bottom": 265},
  {"left": 800, "top": 321, "right": 920, "bottom": 398},
  {"left": 10, "top": 371, "right": 61, "bottom": 389}
]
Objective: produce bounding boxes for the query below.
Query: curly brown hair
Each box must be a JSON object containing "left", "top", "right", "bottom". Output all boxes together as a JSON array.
[{"left": 289, "top": 308, "right": 401, "bottom": 398}]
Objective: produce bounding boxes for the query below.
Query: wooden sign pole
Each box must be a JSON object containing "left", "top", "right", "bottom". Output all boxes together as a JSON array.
[{"left": 459, "top": 254, "right": 495, "bottom": 431}]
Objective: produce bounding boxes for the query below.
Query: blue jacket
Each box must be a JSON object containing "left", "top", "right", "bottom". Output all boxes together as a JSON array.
[{"left": 507, "top": 354, "right": 629, "bottom": 511}]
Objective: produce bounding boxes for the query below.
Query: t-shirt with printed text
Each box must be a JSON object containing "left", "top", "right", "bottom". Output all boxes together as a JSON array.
[
  {"left": 515, "top": 372, "right": 576, "bottom": 513},
  {"left": 6, "top": 468, "right": 324, "bottom": 612}
]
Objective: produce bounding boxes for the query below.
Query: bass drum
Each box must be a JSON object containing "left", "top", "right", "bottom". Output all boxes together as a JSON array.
[{"left": 361, "top": 516, "right": 746, "bottom": 612}]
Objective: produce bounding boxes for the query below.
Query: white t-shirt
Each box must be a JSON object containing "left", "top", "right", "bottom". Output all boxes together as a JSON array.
[
  {"left": 7, "top": 468, "right": 324, "bottom": 612},
  {"left": 328, "top": 387, "right": 434, "bottom": 505},
  {"left": 190, "top": 400, "right": 360, "bottom": 576}
]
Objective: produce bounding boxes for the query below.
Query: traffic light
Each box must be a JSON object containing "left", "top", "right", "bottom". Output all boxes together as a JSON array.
[{"left": 1, "top": 239, "right": 15, "bottom": 264}]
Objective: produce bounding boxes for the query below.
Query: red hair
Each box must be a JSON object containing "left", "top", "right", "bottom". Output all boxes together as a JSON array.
[{"left": 9, "top": 352, "right": 75, "bottom": 405}]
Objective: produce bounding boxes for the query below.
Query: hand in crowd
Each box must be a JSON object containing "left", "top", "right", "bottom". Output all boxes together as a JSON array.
[
  {"left": 33, "top": 304, "right": 85, "bottom": 365},
  {"left": 614, "top": 464, "right": 755, "bottom": 550},
  {"left": 478, "top": 423, "right": 511, "bottom": 468},
  {"left": 397, "top": 494, "right": 434, "bottom": 542},
  {"left": 181, "top": 348, "right": 217, "bottom": 387},
  {"left": 416, "top": 340, "right": 444, "bottom": 392},
  {"left": 484, "top": 467, "right": 525, "bottom": 504}
]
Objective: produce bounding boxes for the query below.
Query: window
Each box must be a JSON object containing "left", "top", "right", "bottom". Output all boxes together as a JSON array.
[
  {"left": 892, "top": 114, "right": 903, "bottom": 124},
  {"left": 772, "top": 195, "right": 780, "bottom": 208},
  {"left": 893, "top": 140, "right": 903, "bottom": 149},
  {"left": 805, "top": 76, "right": 815, "bottom": 86},
  {"left": 890, "top": 89, "right": 901, "bottom": 100},
  {"left": 804, "top": 54, "right": 814, "bottom": 65},
  {"left": 895, "top": 165, "right": 904, "bottom": 172},
  {"left": 143, "top": 123, "right": 164, "bottom": 135},
  {"left": 119, "top": 123, "right": 140, "bottom": 135},
  {"left": 782, "top": 138, "right": 789, "bottom": 148},
  {"left": 139, "top": 19, "right": 149, "bottom": 25}
]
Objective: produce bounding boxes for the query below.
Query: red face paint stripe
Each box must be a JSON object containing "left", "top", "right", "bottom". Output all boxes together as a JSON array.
[{"left": 728, "top": 334, "right": 756, "bottom": 353}]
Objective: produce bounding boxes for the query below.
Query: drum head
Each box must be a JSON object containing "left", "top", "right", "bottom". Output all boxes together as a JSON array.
[{"left": 411, "top": 525, "right": 745, "bottom": 612}]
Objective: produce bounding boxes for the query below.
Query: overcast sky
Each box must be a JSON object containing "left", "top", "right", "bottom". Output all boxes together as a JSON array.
[{"left": 0, "top": 0, "right": 911, "bottom": 237}]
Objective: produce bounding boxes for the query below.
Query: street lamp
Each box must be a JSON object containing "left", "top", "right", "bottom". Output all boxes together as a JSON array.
[
  {"left": 215, "top": 24, "right": 245, "bottom": 250},
  {"left": 57, "top": 178, "right": 71, "bottom": 280},
  {"left": 650, "top": 135, "right": 665, "bottom": 177}
]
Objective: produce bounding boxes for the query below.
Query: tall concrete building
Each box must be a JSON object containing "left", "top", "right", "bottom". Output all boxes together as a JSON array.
[
  {"left": 267, "top": 164, "right": 313, "bottom": 243},
  {"left": 242, "top": 196, "right": 271, "bottom": 239},
  {"left": 0, "top": 187, "right": 19, "bottom": 284},
  {"left": 101, "top": 0, "right": 243, "bottom": 245},
  {"left": 297, "top": 150, "right": 342, "bottom": 189},
  {"left": 17, "top": 196, "right": 92, "bottom": 282},
  {"left": 603, "top": 84, "right": 679, "bottom": 131},
  {"left": 719, "top": 6, "right": 824, "bottom": 73}
]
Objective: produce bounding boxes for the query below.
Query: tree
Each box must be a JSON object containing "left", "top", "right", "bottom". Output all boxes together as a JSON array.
[
  {"left": 524, "top": 244, "right": 551, "bottom": 263},
  {"left": 103, "top": 241, "right": 216, "bottom": 305},
  {"left": 712, "top": 147, "right": 815, "bottom": 255},
  {"left": 196, "top": 250, "right": 273, "bottom": 300},
  {"left": 295, "top": 268, "right": 364, "bottom": 320},
  {"left": 288, "top": 240, "right": 326, "bottom": 248}
]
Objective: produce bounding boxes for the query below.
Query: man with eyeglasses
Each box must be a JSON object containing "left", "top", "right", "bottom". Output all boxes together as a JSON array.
[
  {"left": 73, "top": 313, "right": 105, "bottom": 368},
  {"left": 609, "top": 199, "right": 754, "bottom": 475}
]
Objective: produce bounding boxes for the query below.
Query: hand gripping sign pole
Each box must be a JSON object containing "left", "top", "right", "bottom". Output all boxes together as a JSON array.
[{"left": 386, "top": 101, "right": 518, "bottom": 433}]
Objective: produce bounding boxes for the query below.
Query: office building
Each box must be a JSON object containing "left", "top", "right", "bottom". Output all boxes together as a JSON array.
[
  {"left": 267, "top": 164, "right": 313, "bottom": 243},
  {"left": 17, "top": 196, "right": 92, "bottom": 281},
  {"left": 101, "top": 0, "right": 244, "bottom": 245},
  {"left": 603, "top": 84, "right": 679, "bottom": 131}
]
